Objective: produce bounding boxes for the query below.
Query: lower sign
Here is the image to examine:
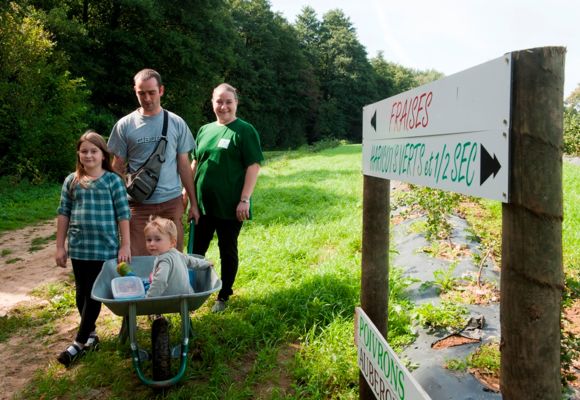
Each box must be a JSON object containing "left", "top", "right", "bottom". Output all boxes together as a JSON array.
[
  {"left": 356, "top": 308, "right": 431, "bottom": 400},
  {"left": 362, "top": 130, "right": 508, "bottom": 202}
]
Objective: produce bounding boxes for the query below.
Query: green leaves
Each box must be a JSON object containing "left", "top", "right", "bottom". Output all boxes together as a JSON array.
[
  {"left": 1, "top": 0, "right": 453, "bottom": 182},
  {"left": 0, "top": 2, "right": 88, "bottom": 181}
]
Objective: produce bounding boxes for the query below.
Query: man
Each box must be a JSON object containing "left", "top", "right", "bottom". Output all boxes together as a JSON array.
[{"left": 108, "top": 69, "right": 198, "bottom": 255}]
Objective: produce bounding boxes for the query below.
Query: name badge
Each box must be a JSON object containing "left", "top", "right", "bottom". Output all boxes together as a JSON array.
[{"left": 218, "top": 138, "right": 230, "bottom": 149}]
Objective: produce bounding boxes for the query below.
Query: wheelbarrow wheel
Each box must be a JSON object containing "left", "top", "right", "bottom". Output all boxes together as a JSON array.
[{"left": 151, "top": 316, "right": 171, "bottom": 381}]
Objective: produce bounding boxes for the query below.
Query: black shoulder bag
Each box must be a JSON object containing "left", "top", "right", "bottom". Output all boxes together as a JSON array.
[{"left": 126, "top": 110, "right": 168, "bottom": 203}]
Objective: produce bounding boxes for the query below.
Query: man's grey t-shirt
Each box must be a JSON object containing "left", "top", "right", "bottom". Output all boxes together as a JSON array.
[{"left": 108, "top": 109, "right": 195, "bottom": 204}]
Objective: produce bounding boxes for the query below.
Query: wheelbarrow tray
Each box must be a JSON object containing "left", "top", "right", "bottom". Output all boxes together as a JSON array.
[{"left": 91, "top": 255, "right": 221, "bottom": 316}]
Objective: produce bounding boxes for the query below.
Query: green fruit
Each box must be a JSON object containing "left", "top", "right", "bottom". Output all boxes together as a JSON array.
[{"left": 117, "top": 261, "right": 132, "bottom": 276}]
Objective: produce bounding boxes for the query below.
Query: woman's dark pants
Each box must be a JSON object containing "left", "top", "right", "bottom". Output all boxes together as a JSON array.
[{"left": 192, "top": 215, "right": 243, "bottom": 302}]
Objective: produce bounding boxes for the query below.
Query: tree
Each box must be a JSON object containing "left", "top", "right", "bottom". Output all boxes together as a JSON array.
[
  {"left": 370, "top": 51, "right": 444, "bottom": 101},
  {"left": 226, "top": 0, "right": 315, "bottom": 148},
  {"left": 563, "top": 85, "right": 580, "bottom": 156},
  {"left": 32, "top": 0, "right": 237, "bottom": 133},
  {"left": 316, "top": 9, "right": 377, "bottom": 141},
  {"left": 370, "top": 52, "right": 416, "bottom": 99},
  {"left": 565, "top": 83, "right": 580, "bottom": 111},
  {"left": 0, "top": 2, "right": 88, "bottom": 181},
  {"left": 293, "top": 6, "right": 323, "bottom": 144},
  {"left": 563, "top": 107, "right": 580, "bottom": 155},
  {"left": 414, "top": 68, "right": 444, "bottom": 87}
]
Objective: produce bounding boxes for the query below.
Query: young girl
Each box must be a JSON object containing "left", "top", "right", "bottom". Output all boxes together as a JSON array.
[
  {"left": 55, "top": 130, "right": 131, "bottom": 367},
  {"left": 144, "top": 216, "right": 212, "bottom": 298}
]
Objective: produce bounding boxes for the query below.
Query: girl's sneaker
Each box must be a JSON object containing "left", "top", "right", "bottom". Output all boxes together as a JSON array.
[
  {"left": 57, "top": 343, "right": 85, "bottom": 367},
  {"left": 85, "top": 333, "right": 100, "bottom": 352}
]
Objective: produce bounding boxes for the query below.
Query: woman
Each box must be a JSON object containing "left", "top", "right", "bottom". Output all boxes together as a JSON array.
[{"left": 191, "top": 83, "right": 264, "bottom": 312}]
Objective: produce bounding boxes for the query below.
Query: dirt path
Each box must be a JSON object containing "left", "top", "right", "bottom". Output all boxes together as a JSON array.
[
  {"left": 0, "top": 219, "right": 80, "bottom": 399},
  {"left": 0, "top": 220, "right": 70, "bottom": 316}
]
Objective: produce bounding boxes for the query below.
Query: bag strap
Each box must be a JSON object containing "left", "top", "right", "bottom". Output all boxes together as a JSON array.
[
  {"left": 133, "top": 110, "right": 169, "bottom": 171},
  {"left": 156, "top": 109, "right": 169, "bottom": 162}
]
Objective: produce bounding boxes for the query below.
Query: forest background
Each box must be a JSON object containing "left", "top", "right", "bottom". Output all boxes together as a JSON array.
[{"left": 1, "top": 0, "right": 579, "bottom": 185}]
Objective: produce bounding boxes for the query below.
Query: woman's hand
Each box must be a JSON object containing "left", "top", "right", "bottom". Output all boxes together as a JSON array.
[{"left": 236, "top": 200, "right": 250, "bottom": 221}]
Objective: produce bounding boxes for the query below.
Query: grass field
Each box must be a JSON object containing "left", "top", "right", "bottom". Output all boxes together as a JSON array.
[
  {"left": 2, "top": 144, "right": 579, "bottom": 399},
  {"left": 563, "top": 162, "right": 580, "bottom": 279},
  {"left": 0, "top": 177, "right": 61, "bottom": 232}
]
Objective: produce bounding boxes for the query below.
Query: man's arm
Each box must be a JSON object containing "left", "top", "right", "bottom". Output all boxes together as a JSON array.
[
  {"left": 178, "top": 153, "right": 199, "bottom": 223},
  {"left": 112, "top": 155, "right": 127, "bottom": 177}
]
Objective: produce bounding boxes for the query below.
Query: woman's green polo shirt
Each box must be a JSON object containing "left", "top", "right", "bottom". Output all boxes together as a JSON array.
[{"left": 194, "top": 118, "right": 264, "bottom": 220}]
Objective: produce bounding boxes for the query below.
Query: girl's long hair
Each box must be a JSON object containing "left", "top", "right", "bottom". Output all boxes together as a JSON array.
[{"left": 69, "top": 130, "right": 114, "bottom": 194}]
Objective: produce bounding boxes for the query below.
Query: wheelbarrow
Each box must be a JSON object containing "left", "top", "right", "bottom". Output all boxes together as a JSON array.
[{"left": 91, "top": 253, "right": 221, "bottom": 388}]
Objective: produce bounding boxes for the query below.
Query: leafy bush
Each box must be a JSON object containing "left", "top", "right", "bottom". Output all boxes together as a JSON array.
[
  {"left": 564, "top": 107, "right": 580, "bottom": 156},
  {"left": 0, "top": 3, "right": 88, "bottom": 182}
]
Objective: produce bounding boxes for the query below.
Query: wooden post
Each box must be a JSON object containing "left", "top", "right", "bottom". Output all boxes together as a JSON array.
[
  {"left": 360, "top": 175, "right": 390, "bottom": 399},
  {"left": 501, "top": 46, "right": 566, "bottom": 398}
]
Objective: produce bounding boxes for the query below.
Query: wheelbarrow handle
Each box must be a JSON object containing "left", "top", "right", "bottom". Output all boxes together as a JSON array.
[{"left": 187, "top": 220, "right": 195, "bottom": 254}]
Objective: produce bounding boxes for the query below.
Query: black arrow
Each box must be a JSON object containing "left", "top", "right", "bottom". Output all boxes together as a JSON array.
[
  {"left": 370, "top": 110, "right": 376, "bottom": 132},
  {"left": 480, "top": 144, "right": 501, "bottom": 185}
]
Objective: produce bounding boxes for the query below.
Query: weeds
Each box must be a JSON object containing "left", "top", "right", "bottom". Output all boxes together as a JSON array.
[
  {"left": 29, "top": 234, "right": 56, "bottom": 252},
  {"left": 387, "top": 267, "right": 419, "bottom": 349},
  {"left": 414, "top": 301, "right": 469, "bottom": 332},
  {"left": 561, "top": 330, "right": 580, "bottom": 385},
  {"left": 427, "top": 262, "right": 459, "bottom": 294},
  {"left": 445, "top": 342, "right": 500, "bottom": 376},
  {"left": 459, "top": 198, "right": 502, "bottom": 271}
]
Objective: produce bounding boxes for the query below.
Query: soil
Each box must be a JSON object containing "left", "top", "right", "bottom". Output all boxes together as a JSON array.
[
  {"left": 0, "top": 219, "right": 91, "bottom": 400},
  {"left": 0, "top": 220, "right": 69, "bottom": 317},
  {"left": 432, "top": 335, "right": 480, "bottom": 349}
]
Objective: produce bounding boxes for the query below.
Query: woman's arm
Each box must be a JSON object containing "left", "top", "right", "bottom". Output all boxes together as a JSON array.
[{"left": 236, "top": 163, "right": 260, "bottom": 221}]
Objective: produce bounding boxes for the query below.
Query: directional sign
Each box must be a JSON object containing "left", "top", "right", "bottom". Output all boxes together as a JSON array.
[
  {"left": 362, "top": 55, "right": 511, "bottom": 202},
  {"left": 356, "top": 307, "right": 431, "bottom": 400}
]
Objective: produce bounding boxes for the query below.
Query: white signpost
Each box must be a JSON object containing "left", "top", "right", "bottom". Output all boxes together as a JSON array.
[
  {"left": 362, "top": 55, "right": 512, "bottom": 202},
  {"left": 356, "top": 307, "right": 431, "bottom": 400}
]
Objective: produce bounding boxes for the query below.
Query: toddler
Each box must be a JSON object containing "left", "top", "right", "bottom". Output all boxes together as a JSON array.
[{"left": 145, "top": 216, "right": 212, "bottom": 297}]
